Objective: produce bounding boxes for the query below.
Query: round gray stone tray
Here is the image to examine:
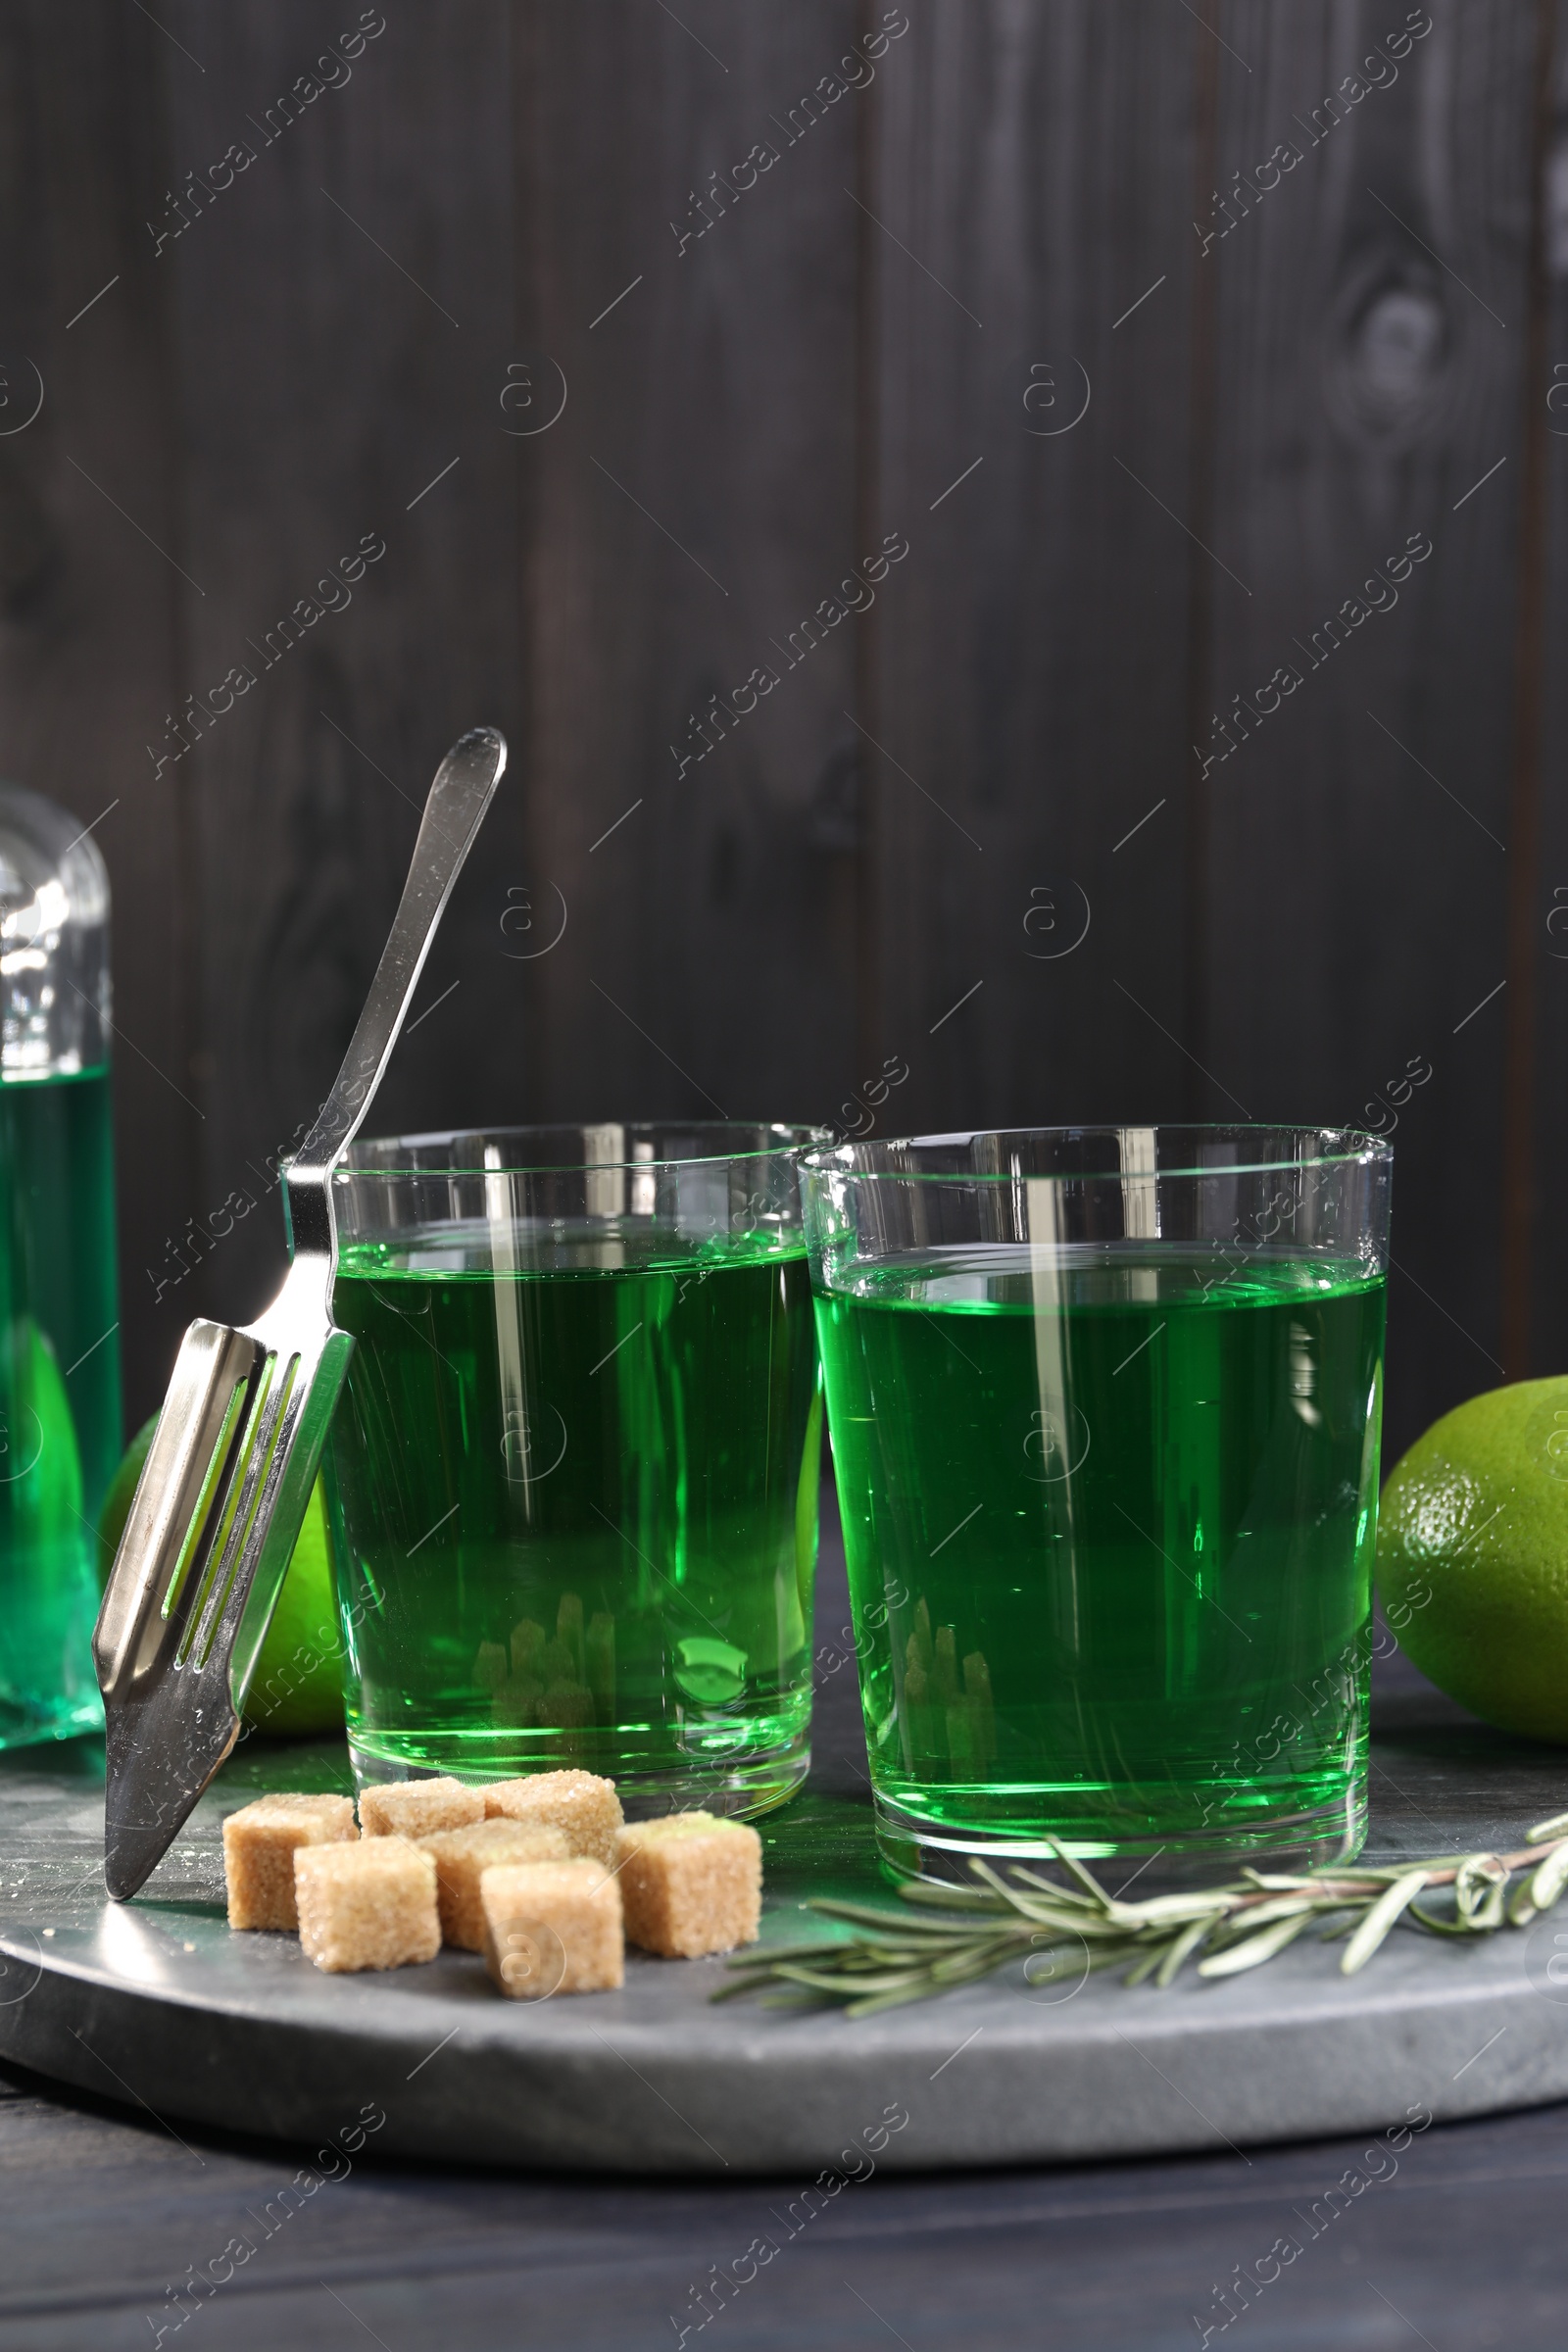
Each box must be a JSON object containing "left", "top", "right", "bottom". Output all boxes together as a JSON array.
[{"left": 2, "top": 1695, "right": 1567, "bottom": 2175}]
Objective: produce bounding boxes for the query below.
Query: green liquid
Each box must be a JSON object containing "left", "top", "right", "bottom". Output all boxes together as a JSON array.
[
  {"left": 0, "top": 1067, "right": 122, "bottom": 1748},
  {"left": 324, "top": 1230, "right": 821, "bottom": 1810},
  {"left": 815, "top": 1246, "right": 1386, "bottom": 1868}
]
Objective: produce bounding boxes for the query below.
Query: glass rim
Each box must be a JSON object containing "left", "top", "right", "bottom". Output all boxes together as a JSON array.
[
  {"left": 798, "top": 1122, "right": 1396, "bottom": 1185},
  {"left": 330, "top": 1119, "right": 828, "bottom": 1180}
]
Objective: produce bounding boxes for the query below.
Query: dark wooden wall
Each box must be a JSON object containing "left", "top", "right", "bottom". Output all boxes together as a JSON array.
[{"left": 1, "top": 0, "right": 1563, "bottom": 1464}]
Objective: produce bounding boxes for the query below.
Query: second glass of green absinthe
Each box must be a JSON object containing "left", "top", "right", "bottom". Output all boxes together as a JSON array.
[
  {"left": 816, "top": 1243, "right": 1386, "bottom": 1869},
  {"left": 324, "top": 1221, "right": 822, "bottom": 1813}
]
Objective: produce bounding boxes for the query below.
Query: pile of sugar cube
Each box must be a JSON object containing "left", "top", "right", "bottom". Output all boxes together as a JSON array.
[{"left": 221, "top": 1769, "right": 761, "bottom": 1996}]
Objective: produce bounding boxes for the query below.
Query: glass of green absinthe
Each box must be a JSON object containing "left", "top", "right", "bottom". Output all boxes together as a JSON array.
[
  {"left": 799, "top": 1128, "right": 1392, "bottom": 1882},
  {"left": 323, "top": 1124, "right": 824, "bottom": 1814}
]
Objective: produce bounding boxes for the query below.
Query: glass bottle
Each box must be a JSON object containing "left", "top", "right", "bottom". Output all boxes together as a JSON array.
[{"left": 0, "top": 785, "right": 121, "bottom": 1746}]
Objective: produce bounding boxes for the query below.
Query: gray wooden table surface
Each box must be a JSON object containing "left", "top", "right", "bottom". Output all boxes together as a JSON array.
[{"left": 1, "top": 1515, "right": 1563, "bottom": 2351}]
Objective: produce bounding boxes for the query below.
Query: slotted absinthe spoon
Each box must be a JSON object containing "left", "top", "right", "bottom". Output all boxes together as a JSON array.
[{"left": 93, "top": 724, "right": 506, "bottom": 1898}]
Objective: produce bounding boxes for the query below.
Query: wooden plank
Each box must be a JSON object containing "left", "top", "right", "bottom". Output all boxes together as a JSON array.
[
  {"left": 514, "top": 0, "right": 863, "bottom": 1133},
  {"left": 1200, "top": 1, "right": 1539, "bottom": 1459},
  {"left": 0, "top": 3, "right": 193, "bottom": 1428},
  {"left": 158, "top": 0, "right": 524, "bottom": 1333},
  {"left": 16, "top": 0, "right": 1555, "bottom": 1475},
  {"left": 3, "top": 2038, "right": 1568, "bottom": 2346},
  {"left": 1519, "top": 0, "right": 1568, "bottom": 1382},
  {"left": 869, "top": 0, "right": 1204, "bottom": 1136}
]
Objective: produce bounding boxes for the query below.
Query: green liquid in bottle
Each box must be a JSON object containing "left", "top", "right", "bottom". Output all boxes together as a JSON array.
[
  {"left": 815, "top": 1246, "right": 1386, "bottom": 1873},
  {"left": 0, "top": 1066, "right": 121, "bottom": 1747},
  {"left": 324, "top": 1232, "right": 821, "bottom": 1812}
]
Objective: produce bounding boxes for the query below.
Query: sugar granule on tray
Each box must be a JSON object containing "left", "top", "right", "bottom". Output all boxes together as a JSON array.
[
  {"left": 480, "top": 1858, "right": 624, "bottom": 1997},
  {"left": 222, "top": 1792, "right": 358, "bottom": 1932},
  {"left": 418, "top": 1819, "right": 569, "bottom": 1950},
  {"left": 482, "top": 1769, "right": 623, "bottom": 1865},
  {"left": 615, "top": 1812, "right": 762, "bottom": 1958},
  {"left": 358, "top": 1776, "right": 484, "bottom": 1839},
  {"left": 294, "top": 1839, "right": 441, "bottom": 1974}
]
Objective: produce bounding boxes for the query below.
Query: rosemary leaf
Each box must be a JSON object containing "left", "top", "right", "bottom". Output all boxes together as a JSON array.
[
  {"left": 771, "top": 1962, "right": 932, "bottom": 1995},
  {"left": 900, "top": 1882, "right": 1017, "bottom": 1912},
  {"left": 1107, "top": 1889, "right": 1244, "bottom": 1929},
  {"left": 1311, "top": 1864, "right": 1415, "bottom": 1888},
  {"left": 968, "top": 1858, "right": 1114, "bottom": 1932},
  {"left": 1120, "top": 1941, "right": 1170, "bottom": 1989},
  {"left": 1094, "top": 1938, "right": 1152, "bottom": 1969},
  {"left": 1205, "top": 1891, "right": 1321, "bottom": 1933},
  {"left": 813, "top": 1898, "right": 999, "bottom": 1938},
  {"left": 1460, "top": 1862, "right": 1510, "bottom": 1933},
  {"left": 968, "top": 1882, "right": 1106, "bottom": 1935},
  {"left": 1198, "top": 1909, "right": 1316, "bottom": 1978},
  {"left": 1341, "top": 1868, "right": 1431, "bottom": 1975},
  {"left": 1154, "top": 1914, "right": 1217, "bottom": 1987},
  {"left": 1059, "top": 1941, "right": 1152, "bottom": 1984},
  {"left": 1019, "top": 1940, "right": 1102, "bottom": 1990},
  {"left": 709, "top": 1969, "right": 825, "bottom": 2003},
  {"left": 930, "top": 1940, "right": 1021, "bottom": 1984},
  {"left": 1454, "top": 1854, "right": 1508, "bottom": 1928},
  {"left": 1529, "top": 1840, "right": 1568, "bottom": 1914},
  {"left": 1036, "top": 1838, "right": 1117, "bottom": 1908},
  {"left": 843, "top": 1982, "right": 950, "bottom": 2019},
  {"left": 726, "top": 1937, "right": 865, "bottom": 1964},
  {"left": 1004, "top": 1867, "right": 1105, "bottom": 1912}
]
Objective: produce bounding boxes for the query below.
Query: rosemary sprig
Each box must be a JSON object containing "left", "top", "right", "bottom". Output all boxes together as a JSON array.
[{"left": 718, "top": 1807, "right": 1568, "bottom": 2018}]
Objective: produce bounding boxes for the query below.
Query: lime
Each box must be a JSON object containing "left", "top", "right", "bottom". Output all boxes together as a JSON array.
[
  {"left": 97, "top": 1415, "right": 345, "bottom": 1736},
  {"left": 240, "top": 1479, "right": 344, "bottom": 1735},
  {"left": 95, "top": 1415, "right": 158, "bottom": 1590},
  {"left": 1377, "top": 1374, "right": 1568, "bottom": 1742}
]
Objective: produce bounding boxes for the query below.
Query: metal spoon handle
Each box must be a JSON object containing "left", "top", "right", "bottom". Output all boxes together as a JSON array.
[{"left": 292, "top": 724, "right": 507, "bottom": 1183}]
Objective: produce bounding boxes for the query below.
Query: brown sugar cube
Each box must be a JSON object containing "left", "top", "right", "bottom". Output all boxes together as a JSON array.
[
  {"left": 510, "top": 1617, "right": 547, "bottom": 1676},
  {"left": 479, "top": 1858, "right": 623, "bottom": 1997},
  {"left": 473, "top": 1640, "right": 509, "bottom": 1693},
  {"left": 358, "top": 1776, "right": 485, "bottom": 1839},
  {"left": 615, "top": 1813, "right": 762, "bottom": 1958},
  {"left": 539, "top": 1682, "right": 593, "bottom": 1727},
  {"left": 482, "top": 1769, "right": 623, "bottom": 1865},
  {"left": 557, "top": 1592, "right": 585, "bottom": 1677},
  {"left": 222, "top": 1793, "right": 358, "bottom": 1932},
  {"left": 294, "top": 1839, "right": 441, "bottom": 1974},
  {"left": 585, "top": 1612, "right": 614, "bottom": 1715},
  {"left": 417, "top": 1819, "right": 569, "bottom": 1950}
]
